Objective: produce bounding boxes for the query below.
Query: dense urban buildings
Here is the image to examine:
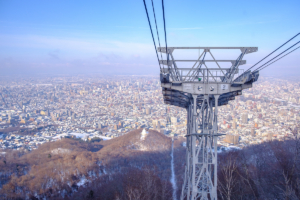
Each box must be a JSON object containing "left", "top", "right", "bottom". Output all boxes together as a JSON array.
[{"left": 0, "top": 75, "right": 299, "bottom": 151}]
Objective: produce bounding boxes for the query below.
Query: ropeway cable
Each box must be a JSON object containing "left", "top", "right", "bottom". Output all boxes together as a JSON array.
[
  {"left": 254, "top": 40, "right": 300, "bottom": 72},
  {"left": 257, "top": 45, "right": 300, "bottom": 71},
  {"left": 143, "top": 0, "right": 162, "bottom": 70},
  {"left": 150, "top": 0, "right": 164, "bottom": 62},
  {"left": 161, "top": 0, "right": 180, "bottom": 81},
  {"left": 162, "top": 0, "right": 168, "bottom": 60},
  {"left": 245, "top": 32, "right": 300, "bottom": 73}
]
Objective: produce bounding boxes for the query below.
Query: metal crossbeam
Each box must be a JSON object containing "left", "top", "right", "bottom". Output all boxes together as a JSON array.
[
  {"left": 160, "top": 60, "right": 246, "bottom": 64},
  {"left": 158, "top": 47, "right": 258, "bottom": 54},
  {"left": 158, "top": 47, "right": 256, "bottom": 83}
]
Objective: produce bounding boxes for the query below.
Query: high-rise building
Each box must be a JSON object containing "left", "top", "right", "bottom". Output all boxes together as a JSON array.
[
  {"left": 227, "top": 115, "right": 232, "bottom": 121},
  {"left": 118, "top": 121, "right": 123, "bottom": 128},
  {"left": 258, "top": 113, "right": 262, "bottom": 119},
  {"left": 67, "top": 110, "right": 72, "bottom": 117},
  {"left": 268, "top": 132, "right": 273, "bottom": 140},
  {"left": 171, "top": 117, "right": 177, "bottom": 125},
  {"left": 45, "top": 109, "right": 50, "bottom": 116},
  {"left": 233, "top": 135, "right": 239, "bottom": 144},
  {"left": 166, "top": 116, "right": 171, "bottom": 125},
  {"left": 242, "top": 113, "right": 248, "bottom": 124},
  {"left": 232, "top": 121, "right": 237, "bottom": 129},
  {"left": 146, "top": 108, "right": 151, "bottom": 115},
  {"left": 152, "top": 120, "right": 157, "bottom": 129},
  {"left": 224, "top": 135, "right": 239, "bottom": 144},
  {"left": 114, "top": 124, "right": 118, "bottom": 130},
  {"left": 251, "top": 128, "right": 256, "bottom": 136},
  {"left": 157, "top": 121, "right": 161, "bottom": 129}
]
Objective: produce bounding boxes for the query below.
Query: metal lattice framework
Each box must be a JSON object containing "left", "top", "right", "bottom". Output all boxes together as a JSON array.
[{"left": 158, "top": 47, "right": 259, "bottom": 200}]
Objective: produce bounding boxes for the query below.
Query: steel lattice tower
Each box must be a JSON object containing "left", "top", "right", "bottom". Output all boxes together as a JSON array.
[{"left": 158, "top": 47, "right": 259, "bottom": 200}]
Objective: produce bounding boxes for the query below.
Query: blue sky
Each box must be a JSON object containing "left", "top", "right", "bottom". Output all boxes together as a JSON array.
[{"left": 0, "top": 0, "right": 299, "bottom": 76}]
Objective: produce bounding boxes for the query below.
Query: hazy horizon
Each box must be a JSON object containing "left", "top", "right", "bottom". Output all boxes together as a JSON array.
[{"left": 0, "top": 0, "right": 299, "bottom": 77}]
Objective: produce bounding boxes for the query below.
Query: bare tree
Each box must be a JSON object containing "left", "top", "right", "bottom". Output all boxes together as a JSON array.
[
  {"left": 126, "top": 187, "right": 144, "bottom": 200},
  {"left": 218, "top": 152, "right": 239, "bottom": 200}
]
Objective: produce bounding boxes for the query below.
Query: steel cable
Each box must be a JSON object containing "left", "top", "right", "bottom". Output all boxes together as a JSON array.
[
  {"left": 150, "top": 0, "right": 164, "bottom": 62},
  {"left": 143, "top": 0, "right": 162, "bottom": 70},
  {"left": 254, "top": 40, "right": 300, "bottom": 72},
  {"left": 258, "top": 45, "right": 300, "bottom": 71},
  {"left": 245, "top": 32, "right": 300, "bottom": 73},
  {"left": 162, "top": 0, "right": 168, "bottom": 59}
]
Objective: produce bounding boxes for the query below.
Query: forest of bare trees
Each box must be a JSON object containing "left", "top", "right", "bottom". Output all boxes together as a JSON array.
[
  {"left": 0, "top": 129, "right": 300, "bottom": 200},
  {"left": 0, "top": 129, "right": 173, "bottom": 199},
  {"left": 217, "top": 138, "right": 300, "bottom": 200},
  {"left": 173, "top": 138, "right": 300, "bottom": 200},
  {"left": 64, "top": 167, "right": 173, "bottom": 200}
]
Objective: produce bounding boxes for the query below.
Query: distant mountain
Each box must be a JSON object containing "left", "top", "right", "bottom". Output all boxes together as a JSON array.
[{"left": 0, "top": 129, "right": 173, "bottom": 200}]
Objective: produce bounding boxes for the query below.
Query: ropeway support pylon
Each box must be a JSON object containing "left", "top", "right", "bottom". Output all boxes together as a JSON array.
[{"left": 158, "top": 47, "right": 259, "bottom": 200}]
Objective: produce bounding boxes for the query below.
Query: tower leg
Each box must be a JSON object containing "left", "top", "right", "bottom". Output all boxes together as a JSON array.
[{"left": 181, "top": 95, "right": 219, "bottom": 200}]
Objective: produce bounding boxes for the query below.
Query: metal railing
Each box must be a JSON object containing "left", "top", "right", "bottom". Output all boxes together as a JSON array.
[{"left": 163, "top": 68, "right": 244, "bottom": 83}]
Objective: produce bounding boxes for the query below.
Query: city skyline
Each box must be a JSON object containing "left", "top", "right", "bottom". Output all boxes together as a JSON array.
[{"left": 0, "top": 75, "right": 299, "bottom": 151}]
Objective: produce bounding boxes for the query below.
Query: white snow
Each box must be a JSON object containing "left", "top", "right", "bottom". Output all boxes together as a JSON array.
[
  {"left": 96, "top": 135, "right": 111, "bottom": 140},
  {"left": 170, "top": 139, "right": 177, "bottom": 200},
  {"left": 51, "top": 148, "right": 71, "bottom": 154},
  {"left": 140, "top": 129, "right": 148, "bottom": 140},
  {"left": 52, "top": 133, "right": 69, "bottom": 140},
  {"left": 69, "top": 132, "right": 89, "bottom": 140},
  {"left": 226, "top": 146, "right": 241, "bottom": 151},
  {"left": 77, "top": 176, "right": 87, "bottom": 187}
]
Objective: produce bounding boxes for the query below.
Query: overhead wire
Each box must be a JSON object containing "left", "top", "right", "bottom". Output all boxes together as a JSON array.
[
  {"left": 150, "top": 0, "right": 164, "bottom": 62},
  {"left": 245, "top": 32, "right": 300, "bottom": 73},
  {"left": 254, "top": 40, "right": 300, "bottom": 72},
  {"left": 161, "top": 0, "right": 180, "bottom": 81},
  {"left": 142, "top": 0, "right": 162, "bottom": 70},
  {"left": 162, "top": 0, "right": 168, "bottom": 60},
  {"left": 258, "top": 45, "right": 300, "bottom": 71}
]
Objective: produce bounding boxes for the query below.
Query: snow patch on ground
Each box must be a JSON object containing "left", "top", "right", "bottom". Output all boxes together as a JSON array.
[
  {"left": 170, "top": 139, "right": 177, "bottom": 200},
  {"left": 140, "top": 129, "right": 148, "bottom": 140},
  {"left": 77, "top": 176, "right": 87, "bottom": 187},
  {"left": 127, "top": 142, "right": 149, "bottom": 151},
  {"left": 69, "top": 132, "right": 90, "bottom": 140},
  {"left": 135, "top": 143, "right": 149, "bottom": 151},
  {"left": 51, "top": 148, "right": 71, "bottom": 154},
  {"left": 96, "top": 135, "right": 111, "bottom": 140}
]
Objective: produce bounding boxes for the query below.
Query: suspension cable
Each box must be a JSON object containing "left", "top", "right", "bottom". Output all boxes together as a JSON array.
[
  {"left": 143, "top": 0, "right": 162, "bottom": 70},
  {"left": 162, "top": 0, "right": 168, "bottom": 60},
  {"left": 245, "top": 32, "right": 300, "bottom": 73},
  {"left": 150, "top": 0, "right": 163, "bottom": 62},
  {"left": 254, "top": 40, "right": 300, "bottom": 72},
  {"left": 258, "top": 45, "right": 300, "bottom": 71}
]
